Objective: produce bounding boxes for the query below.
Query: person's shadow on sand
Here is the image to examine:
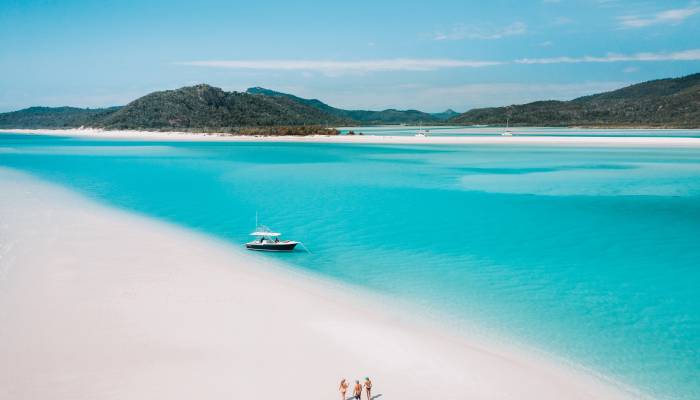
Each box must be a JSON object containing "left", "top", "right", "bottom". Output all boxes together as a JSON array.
[{"left": 345, "top": 394, "right": 382, "bottom": 400}]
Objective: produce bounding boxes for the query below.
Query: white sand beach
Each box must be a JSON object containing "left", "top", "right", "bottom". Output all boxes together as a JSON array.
[
  {"left": 0, "top": 168, "right": 644, "bottom": 400},
  {"left": 3, "top": 127, "right": 700, "bottom": 147}
]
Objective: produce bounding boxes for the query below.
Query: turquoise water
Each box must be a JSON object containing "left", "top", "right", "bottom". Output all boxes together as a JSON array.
[
  {"left": 1, "top": 133, "right": 699, "bottom": 399},
  {"left": 340, "top": 125, "right": 700, "bottom": 138}
]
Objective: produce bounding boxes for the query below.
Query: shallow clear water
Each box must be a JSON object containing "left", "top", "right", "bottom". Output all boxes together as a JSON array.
[
  {"left": 1, "top": 133, "right": 699, "bottom": 399},
  {"left": 340, "top": 125, "right": 700, "bottom": 138}
]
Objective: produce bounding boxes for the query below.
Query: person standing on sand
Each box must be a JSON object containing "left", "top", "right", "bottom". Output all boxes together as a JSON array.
[
  {"left": 353, "top": 380, "right": 362, "bottom": 400},
  {"left": 339, "top": 378, "right": 349, "bottom": 400},
  {"left": 364, "top": 377, "right": 372, "bottom": 399}
]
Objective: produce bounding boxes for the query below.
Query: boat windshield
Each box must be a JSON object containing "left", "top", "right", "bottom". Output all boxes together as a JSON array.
[{"left": 255, "top": 235, "right": 281, "bottom": 243}]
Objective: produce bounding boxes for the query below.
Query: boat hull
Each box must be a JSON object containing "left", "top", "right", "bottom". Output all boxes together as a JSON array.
[{"left": 245, "top": 241, "right": 299, "bottom": 252}]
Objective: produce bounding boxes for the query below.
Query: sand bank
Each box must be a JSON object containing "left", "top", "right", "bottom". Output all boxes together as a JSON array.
[
  {"left": 3, "top": 127, "right": 700, "bottom": 147},
  {"left": 0, "top": 168, "right": 643, "bottom": 400}
]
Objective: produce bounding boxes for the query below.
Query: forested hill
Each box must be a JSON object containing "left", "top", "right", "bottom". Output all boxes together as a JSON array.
[
  {"left": 430, "top": 109, "right": 459, "bottom": 121},
  {"left": 0, "top": 106, "right": 121, "bottom": 128},
  {"left": 3, "top": 74, "right": 700, "bottom": 130},
  {"left": 246, "top": 87, "right": 441, "bottom": 124},
  {"left": 98, "top": 84, "right": 351, "bottom": 129},
  {"left": 450, "top": 73, "right": 700, "bottom": 128},
  {"left": 0, "top": 85, "right": 351, "bottom": 131}
]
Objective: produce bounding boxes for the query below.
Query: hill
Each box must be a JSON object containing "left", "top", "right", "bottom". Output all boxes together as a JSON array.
[
  {"left": 451, "top": 73, "right": 700, "bottom": 128},
  {"left": 98, "top": 84, "right": 351, "bottom": 130},
  {"left": 0, "top": 106, "right": 120, "bottom": 129},
  {"left": 246, "top": 87, "right": 439, "bottom": 124},
  {"left": 0, "top": 86, "right": 349, "bottom": 133},
  {"left": 431, "top": 109, "right": 459, "bottom": 121},
  {"left": 3, "top": 74, "right": 700, "bottom": 131}
]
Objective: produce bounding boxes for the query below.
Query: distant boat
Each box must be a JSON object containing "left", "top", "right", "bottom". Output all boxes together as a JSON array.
[
  {"left": 501, "top": 117, "right": 513, "bottom": 136},
  {"left": 245, "top": 216, "right": 299, "bottom": 251},
  {"left": 415, "top": 122, "right": 430, "bottom": 137}
]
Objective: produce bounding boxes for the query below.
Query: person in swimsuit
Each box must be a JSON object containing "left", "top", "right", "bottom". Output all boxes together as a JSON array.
[
  {"left": 353, "top": 380, "right": 362, "bottom": 400},
  {"left": 339, "top": 378, "right": 349, "bottom": 400},
  {"left": 364, "top": 377, "right": 372, "bottom": 399}
]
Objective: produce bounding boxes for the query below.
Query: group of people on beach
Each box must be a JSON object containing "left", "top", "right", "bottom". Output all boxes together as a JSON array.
[{"left": 339, "top": 377, "right": 372, "bottom": 400}]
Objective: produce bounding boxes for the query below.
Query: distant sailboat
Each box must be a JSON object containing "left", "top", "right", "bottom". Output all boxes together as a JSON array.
[
  {"left": 415, "top": 122, "right": 430, "bottom": 137},
  {"left": 501, "top": 117, "right": 513, "bottom": 136}
]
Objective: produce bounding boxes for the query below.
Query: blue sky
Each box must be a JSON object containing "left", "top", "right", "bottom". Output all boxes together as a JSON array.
[{"left": 1, "top": 0, "right": 700, "bottom": 112}]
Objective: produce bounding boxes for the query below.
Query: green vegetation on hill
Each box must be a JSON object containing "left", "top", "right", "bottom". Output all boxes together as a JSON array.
[
  {"left": 99, "top": 85, "right": 351, "bottom": 129},
  {"left": 0, "top": 85, "right": 348, "bottom": 134},
  {"left": 2, "top": 73, "right": 699, "bottom": 131},
  {"left": 0, "top": 106, "right": 120, "bottom": 128},
  {"left": 246, "top": 87, "right": 440, "bottom": 124},
  {"left": 431, "top": 109, "right": 459, "bottom": 121},
  {"left": 450, "top": 73, "right": 700, "bottom": 128}
]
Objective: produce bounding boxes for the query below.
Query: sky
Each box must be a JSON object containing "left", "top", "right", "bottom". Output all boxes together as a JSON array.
[{"left": 1, "top": 0, "right": 700, "bottom": 112}]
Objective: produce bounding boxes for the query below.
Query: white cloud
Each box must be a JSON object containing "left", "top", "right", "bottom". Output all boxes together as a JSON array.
[
  {"left": 177, "top": 59, "right": 504, "bottom": 74},
  {"left": 516, "top": 48, "right": 700, "bottom": 64},
  {"left": 623, "top": 66, "right": 640, "bottom": 73},
  {"left": 433, "top": 22, "right": 527, "bottom": 41},
  {"left": 618, "top": 3, "right": 700, "bottom": 28},
  {"left": 178, "top": 48, "right": 700, "bottom": 76}
]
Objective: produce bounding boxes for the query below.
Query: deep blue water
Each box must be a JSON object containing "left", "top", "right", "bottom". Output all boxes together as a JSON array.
[{"left": 1, "top": 133, "right": 699, "bottom": 399}]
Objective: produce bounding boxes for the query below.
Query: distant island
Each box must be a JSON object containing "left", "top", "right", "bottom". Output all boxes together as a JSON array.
[
  {"left": 0, "top": 85, "right": 347, "bottom": 136},
  {"left": 1, "top": 72, "right": 699, "bottom": 132},
  {"left": 245, "top": 87, "right": 454, "bottom": 124},
  {"left": 454, "top": 72, "right": 700, "bottom": 128}
]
